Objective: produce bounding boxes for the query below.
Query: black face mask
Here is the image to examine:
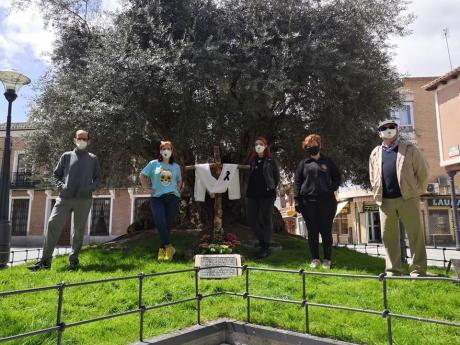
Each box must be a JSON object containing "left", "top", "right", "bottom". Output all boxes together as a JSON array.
[{"left": 306, "top": 146, "right": 320, "bottom": 156}]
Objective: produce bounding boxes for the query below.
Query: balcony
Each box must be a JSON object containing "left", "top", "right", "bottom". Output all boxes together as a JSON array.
[{"left": 10, "top": 171, "right": 40, "bottom": 189}]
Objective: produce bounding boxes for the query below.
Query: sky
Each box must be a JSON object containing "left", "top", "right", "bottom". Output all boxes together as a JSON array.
[{"left": 0, "top": 0, "right": 459, "bottom": 123}]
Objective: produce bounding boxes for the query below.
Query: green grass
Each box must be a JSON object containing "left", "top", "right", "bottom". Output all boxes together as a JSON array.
[{"left": 0, "top": 233, "right": 459, "bottom": 345}]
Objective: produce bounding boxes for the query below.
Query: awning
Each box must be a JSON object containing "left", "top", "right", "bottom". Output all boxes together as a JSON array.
[{"left": 335, "top": 201, "right": 349, "bottom": 217}]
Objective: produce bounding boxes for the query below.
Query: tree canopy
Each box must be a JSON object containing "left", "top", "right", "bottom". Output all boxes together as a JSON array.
[{"left": 21, "top": 0, "right": 410, "bottom": 187}]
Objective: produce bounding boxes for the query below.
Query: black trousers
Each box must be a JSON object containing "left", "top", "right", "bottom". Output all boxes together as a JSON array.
[
  {"left": 247, "top": 197, "right": 275, "bottom": 249},
  {"left": 301, "top": 198, "right": 337, "bottom": 260}
]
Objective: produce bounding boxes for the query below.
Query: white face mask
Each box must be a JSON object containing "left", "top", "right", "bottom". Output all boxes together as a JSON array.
[
  {"left": 255, "top": 144, "right": 266, "bottom": 154},
  {"left": 161, "top": 149, "right": 172, "bottom": 159},
  {"left": 381, "top": 128, "right": 398, "bottom": 140},
  {"left": 75, "top": 140, "right": 88, "bottom": 150}
]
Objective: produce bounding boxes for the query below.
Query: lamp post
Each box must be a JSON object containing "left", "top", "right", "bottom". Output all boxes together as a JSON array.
[
  {"left": 0, "top": 70, "right": 30, "bottom": 268},
  {"left": 447, "top": 170, "right": 460, "bottom": 250}
]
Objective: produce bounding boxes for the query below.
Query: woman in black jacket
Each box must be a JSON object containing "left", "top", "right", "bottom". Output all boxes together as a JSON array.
[
  {"left": 294, "top": 134, "right": 341, "bottom": 269},
  {"left": 247, "top": 137, "right": 280, "bottom": 258}
]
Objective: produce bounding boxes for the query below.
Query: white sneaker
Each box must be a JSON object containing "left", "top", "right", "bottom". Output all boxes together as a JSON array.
[
  {"left": 309, "top": 259, "right": 321, "bottom": 269},
  {"left": 322, "top": 259, "right": 331, "bottom": 269}
]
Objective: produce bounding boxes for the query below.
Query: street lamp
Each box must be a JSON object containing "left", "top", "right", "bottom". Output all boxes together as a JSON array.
[{"left": 0, "top": 70, "right": 30, "bottom": 268}]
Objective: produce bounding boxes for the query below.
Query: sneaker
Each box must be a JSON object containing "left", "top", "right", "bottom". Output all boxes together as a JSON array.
[
  {"left": 27, "top": 261, "right": 51, "bottom": 272},
  {"left": 68, "top": 261, "right": 79, "bottom": 271},
  {"left": 309, "top": 259, "right": 321, "bottom": 269},
  {"left": 158, "top": 248, "right": 166, "bottom": 261},
  {"left": 385, "top": 271, "right": 401, "bottom": 277},
  {"left": 164, "top": 246, "right": 176, "bottom": 261},
  {"left": 409, "top": 271, "right": 425, "bottom": 278},
  {"left": 322, "top": 259, "right": 331, "bottom": 269}
]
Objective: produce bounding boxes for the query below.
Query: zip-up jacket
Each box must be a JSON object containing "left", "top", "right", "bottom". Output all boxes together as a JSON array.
[
  {"left": 53, "top": 148, "right": 101, "bottom": 199},
  {"left": 294, "top": 154, "right": 341, "bottom": 202}
]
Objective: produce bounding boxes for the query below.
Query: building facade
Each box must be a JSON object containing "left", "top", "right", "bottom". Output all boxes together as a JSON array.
[
  {"left": 336, "top": 77, "right": 460, "bottom": 246},
  {"left": 0, "top": 123, "right": 151, "bottom": 247}
]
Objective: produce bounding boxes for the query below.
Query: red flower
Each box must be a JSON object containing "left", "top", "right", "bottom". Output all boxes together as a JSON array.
[{"left": 225, "top": 232, "right": 239, "bottom": 242}]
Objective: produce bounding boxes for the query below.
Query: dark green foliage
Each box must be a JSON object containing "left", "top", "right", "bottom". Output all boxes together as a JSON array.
[{"left": 24, "top": 0, "right": 408, "bottom": 188}]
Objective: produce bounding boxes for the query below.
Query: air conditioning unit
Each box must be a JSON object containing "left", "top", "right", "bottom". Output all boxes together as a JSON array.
[{"left": 426, "top": 183, "right": 440, "bottom": 194}]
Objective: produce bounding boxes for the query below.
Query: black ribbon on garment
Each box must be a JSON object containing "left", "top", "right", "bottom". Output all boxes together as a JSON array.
[{"left": 223, "top": 171, "right": 231, "bottom": 181}]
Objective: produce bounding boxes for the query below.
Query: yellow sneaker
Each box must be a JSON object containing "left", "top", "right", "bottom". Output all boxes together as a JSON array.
[
  {"left": 158, "top": 248, "right": 166, "bottom": 261},
  {"left": 164, "top": 246, "right": 176, "bottom": 261}
]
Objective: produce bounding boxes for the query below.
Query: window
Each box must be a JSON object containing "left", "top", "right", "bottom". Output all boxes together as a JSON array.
[
  {"left": 391, "top": 102, "right": 414, "bottom": 129},
  {"left": 428, "top": 210, "right": 450, "bottom": 234},
  {"left": 333, "top": 214, "right": 348, "bottom": 235},
  {"left": 15, "top": 153, "right": 26, "bottom": 172},
  {"left": 135, "top": 197, "right": 150, "bottom": 212},
  {"left": 90, "top": 198, "right": 111, "bottom": 235},
  {"left": 11, "top": 199, "right": 29, "bottom": 236},
  {"left": 367, "top": 211, "right": 382, "bottom": 243},
  {"left": 132, "top": 197, "right": 154, "bottom": 230}
]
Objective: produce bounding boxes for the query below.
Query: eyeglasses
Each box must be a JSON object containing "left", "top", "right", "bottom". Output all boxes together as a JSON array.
[
  {"left": 76, "top": 137, "right": 89, "bottom": 141},
  {"left": 378, "top": 124, "right": 397, "bottom": 131}
]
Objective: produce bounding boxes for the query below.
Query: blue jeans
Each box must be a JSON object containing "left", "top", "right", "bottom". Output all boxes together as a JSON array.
[{"left": 150, "top": 194, "right": 180, "bottom": 247}]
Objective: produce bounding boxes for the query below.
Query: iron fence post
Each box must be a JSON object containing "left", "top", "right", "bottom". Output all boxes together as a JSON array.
[
  {"left": 138, "top": 273, "right": 145, "bottom": 341},
  {"left": 244, "top": 266, "right": 250, "bottom": 323},
  {"left": 443, "top": 248, "right": 447, "bottom": 269},
  {"left": 194, "top": 267, "right": 201, "bottom": 325},
  {"left": 379, "top": 274, "right": 392, "bottom": 345},
  {"left": 56, "top": 282, "right": 65, "bottom": 345},
  {"left": 300, "top": 269, "right": 309, "bottom": 334}
]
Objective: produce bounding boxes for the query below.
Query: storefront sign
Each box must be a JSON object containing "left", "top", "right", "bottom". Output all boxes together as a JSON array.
[
  {"left": 428, "top": 198, "right": 460, "bottom": 207},
  {"left": 363, "top": 205, "right": 379, "bottom": 212}
]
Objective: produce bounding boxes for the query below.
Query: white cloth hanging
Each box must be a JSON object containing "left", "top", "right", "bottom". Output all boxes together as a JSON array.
[{"left": 194, "top": 163, "right": 241, "bottom": 201}]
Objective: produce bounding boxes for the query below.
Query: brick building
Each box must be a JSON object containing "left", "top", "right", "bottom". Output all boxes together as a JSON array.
[
  {"left": 0, "top": 123, "right": 151, "bottom": 246},
  {"left": 336, "top": 77, "right": 460, "bottom": 246}
]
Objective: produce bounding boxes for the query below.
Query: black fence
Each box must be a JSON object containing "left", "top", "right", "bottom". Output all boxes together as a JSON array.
[
  {"left": 336, "top": 243, "right": 458, "bottom": 273},
  {"left": 1, "top": 248, "right": 71, "bottom": 266},
  {"left": 0, "top": 265, "right": 459, "bottom": 345},
  {"left": 10, "top": 171, "right": 39, "bottom": 189}
]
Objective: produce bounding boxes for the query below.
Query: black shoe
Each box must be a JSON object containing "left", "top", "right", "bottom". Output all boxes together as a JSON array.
[
  {"left": 257, "top": 247, "right": 271, "bottom": 259},
  {"left": 69, "top": 261, "right": 79, "bottom": 271},
  {"left": 28, "top": 261, "right": 51, "bottom": 271}
]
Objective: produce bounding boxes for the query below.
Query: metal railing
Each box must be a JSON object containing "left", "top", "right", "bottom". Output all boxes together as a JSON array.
[
  {"left": 10, "top": 171, "right": 39, "bottom": 188},
  {"left": 336, "top": 243, "right": 458, "bottom": 273},
  {"left": 1, "top": 248, "right": 71, "bottom": 266},
  {"left": 0, "top": 265, "right": 459, "bottom": 345}
]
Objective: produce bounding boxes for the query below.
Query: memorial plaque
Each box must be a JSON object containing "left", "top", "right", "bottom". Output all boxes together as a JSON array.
[{"left": 194, "top": 254, "right": 242, "bottom": 279}]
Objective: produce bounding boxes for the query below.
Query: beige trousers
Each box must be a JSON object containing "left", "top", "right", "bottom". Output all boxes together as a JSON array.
[
  {"left": 379, "top": 197, "right": 427, "bottom": 275},
  {"left": 42, "top": 197, "right": 93, "bottom": 265}
]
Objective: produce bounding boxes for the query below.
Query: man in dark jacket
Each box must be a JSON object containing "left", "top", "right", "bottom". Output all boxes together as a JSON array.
[{"left": 28, "top": 130, "right": 100, "bottom": 271}]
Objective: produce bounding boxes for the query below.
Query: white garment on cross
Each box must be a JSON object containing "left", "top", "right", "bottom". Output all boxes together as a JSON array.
[{"left": 194, "top": 163, "right": 241, "bottom": 202}]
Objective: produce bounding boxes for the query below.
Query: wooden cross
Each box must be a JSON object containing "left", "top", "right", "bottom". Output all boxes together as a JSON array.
[{"left": 186, "top": 145, "right": 249, "bottom": 242}]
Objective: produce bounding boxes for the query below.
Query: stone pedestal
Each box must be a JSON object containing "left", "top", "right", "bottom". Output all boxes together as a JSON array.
[{"left": 194, "top": 254, "right": 242, "bottom": 279}]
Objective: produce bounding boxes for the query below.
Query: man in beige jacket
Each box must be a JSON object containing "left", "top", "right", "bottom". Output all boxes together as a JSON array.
[{"left": 369, "top": 119, "right": 429, "bottom": 277}]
